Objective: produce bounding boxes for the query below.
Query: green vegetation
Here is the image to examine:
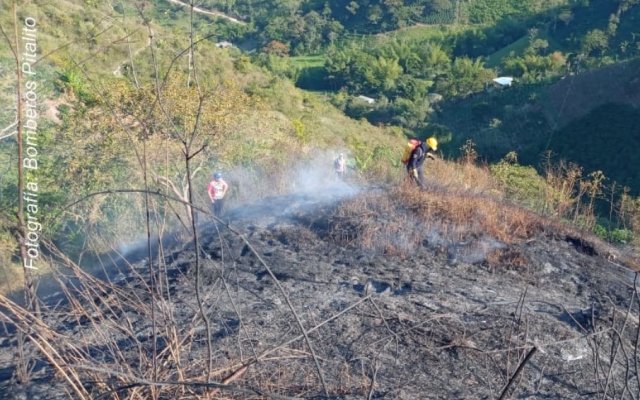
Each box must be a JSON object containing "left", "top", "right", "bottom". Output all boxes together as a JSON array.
[
  {"left": 2, "top": 0, "right": 640, "bottom": 293},
  {"left": 291, "top": 55, "right": 327, "bottom": 89},
  {"left": 485, "top": 35, "right": 531, "bottom": 67},
  {"left": 290, "top": 55, "right": 325, "bottom": 68},
  {"left": 380, "top": 24, "right": 467, "bottom": 43},
  {"left": 490, "top": 153, "right": 548, "bottom": 211}
]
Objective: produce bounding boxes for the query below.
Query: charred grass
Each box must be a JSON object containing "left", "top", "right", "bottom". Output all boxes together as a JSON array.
[{"left": 2, "top": 160, "right": 637, "bottom": 399}]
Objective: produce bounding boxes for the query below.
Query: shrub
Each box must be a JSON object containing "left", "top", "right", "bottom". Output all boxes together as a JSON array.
[
  {"left": 489, "top": 154, "right": 547, "bottom": 211},
  {"left": 594, "top": 224, "right": 634, "bottom": 244},
  {"left": 291, "top": 118, "right": 309, "bottom": 143},
  {"left": 619, "top": 192, "right": 640, "bottom": 246}
]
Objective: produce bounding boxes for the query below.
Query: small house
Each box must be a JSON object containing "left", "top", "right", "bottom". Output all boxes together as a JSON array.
[
  {"left": 356, "top": 95, "right": 375, "bottom": 104},
  {"left": 492, "top": 77, "right": 514, "bottom": 87},
  {"left": 215, "top": 41, "right": 233, "bottom": 49}
]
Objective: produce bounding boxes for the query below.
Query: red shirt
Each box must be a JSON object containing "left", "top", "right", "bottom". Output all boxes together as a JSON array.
[{"left": 207, "top": 179, "right": 228, "bottom": 201}]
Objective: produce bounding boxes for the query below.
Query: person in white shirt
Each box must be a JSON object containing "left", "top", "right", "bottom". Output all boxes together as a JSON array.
[{"left": 334, "top": 153, "right": 346, "bottom": 179}]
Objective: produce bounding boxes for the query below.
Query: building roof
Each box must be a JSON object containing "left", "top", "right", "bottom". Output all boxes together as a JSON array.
[
  {"left": 356, "top": 95, "right": 375, "bottom": 104},
  {"left": 493, "top": 77, "right": 514, "bottom": 86}
]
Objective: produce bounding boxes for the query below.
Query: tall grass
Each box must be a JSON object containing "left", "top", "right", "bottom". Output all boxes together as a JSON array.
[{"left": 328, "top": 146, "right": 640, "bottom": 258}]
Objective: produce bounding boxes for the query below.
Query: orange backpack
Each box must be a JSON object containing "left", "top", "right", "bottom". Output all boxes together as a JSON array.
[{"left": 401, "top": 139, "right": 421, "bottom": 164}]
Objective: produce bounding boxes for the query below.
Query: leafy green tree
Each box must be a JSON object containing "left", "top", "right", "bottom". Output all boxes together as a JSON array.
[
  {"left": 261, "top": 11, "right": 329, "bottom": 54},
  {"left": 325, "top": 45, "right": 377, "bottom": 92},
  {"left": 385, "top": 0, "right": 424, "bottom": 29},
  {"left": 272, "top": 0, "right": 302, "bottom": 17},
  {"left": 365, "top": 56, "right": 403, "bottom": 92},
  {"left": 395, "top": 75, "right": 432, "bottom": 101},
  {"left": 389, "top": 97, "right": 430, "bottom": 129},
  {"left": 385, "top": 40, "right": 421, "bottom": 72},
  {"left": 439, "top": 57, "right": 495, "bottom": 97},
  {"left": 346, "top": 1, "right": 360, "bottom": 15},
  {"left": 581, "top": 29, "right": 609, "bottom": 56},
  {"left": 502, "top": 45, "right": 566, "bottom": 83},
  {"left": 325, "top": 46, "right": 353, "bottom": 89},
  {"left": 421, "top": 43, "right": 451, "bottom": 78},
  {"left": 302, "top": 11, "right": 325, "bottom": 53},
  {"left": 367, "top": 4, "right": 384, "bottom": 24},
  {"left": 324, "top": 20, "right": 344, "bottom": 44},
  {"left": 263, "top": 16, "right": 291, "bottom": 43},
  {"left": 527, "top": 38, "right": 549, "bottom": 55}
]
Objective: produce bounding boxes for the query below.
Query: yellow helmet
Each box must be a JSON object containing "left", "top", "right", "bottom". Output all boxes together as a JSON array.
[{"left": 426, "top": 137, "right": 438, "bottom": 151}]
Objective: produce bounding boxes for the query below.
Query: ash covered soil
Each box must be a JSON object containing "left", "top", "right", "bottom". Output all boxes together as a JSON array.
[{"left": 2, "top": 187, "right": 640, "bottom": 399}]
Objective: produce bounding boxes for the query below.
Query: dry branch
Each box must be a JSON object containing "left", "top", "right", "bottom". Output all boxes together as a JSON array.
[{"left": 497, "top": 346, "right": 537, "bottom": 400}]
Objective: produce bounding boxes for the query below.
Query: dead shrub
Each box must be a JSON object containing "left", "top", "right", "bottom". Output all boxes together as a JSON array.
[
  {"left": 428, "top": 158, "right": 501, "bottom": 198},
  {"left": 328, "top": 182, "right": 550, "bottom": 258},
  {"left": 328, "top": 192, "right": 424, "bottom": 255},
  {"left": 395, "top": 186, "right": 545, "bottom": 243},
  {"left": 486, "top": 248, "right": 530, "bottom": 269}
]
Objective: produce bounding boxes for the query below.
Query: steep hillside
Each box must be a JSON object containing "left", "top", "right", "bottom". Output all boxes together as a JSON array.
[
  {"left": 0, "top": 0, "right": 407, "bottom": 293},
  {"left": 2, "top": 0, "right": 640, "bottom": 390},
  {"left": 1, "top": 185, "right": 639, "bottom": 399},
  {"left": 0, "top": 1, "right": 151, "bottom": 124}
]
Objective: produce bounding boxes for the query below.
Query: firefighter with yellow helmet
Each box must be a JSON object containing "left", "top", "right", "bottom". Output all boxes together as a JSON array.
[{"left": 404, "top": 137, "right": 438, "bottom": 189}]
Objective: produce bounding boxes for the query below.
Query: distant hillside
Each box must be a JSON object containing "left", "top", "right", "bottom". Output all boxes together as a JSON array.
[
  {"left": 550, "top": 103, "right": 640, "bottom": 191},
  {"left": 433, "top": 57, "right": 640, "bottom": 194},
  {"left": 543, "top": 58, "right": 640, "bottom": 128},
  {"left": 455, "top": 0, "right": 640, "bottom": 63}
]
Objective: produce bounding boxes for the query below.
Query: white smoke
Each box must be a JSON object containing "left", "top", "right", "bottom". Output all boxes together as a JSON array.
[
  {"left": 205, "top": 148, "right": 362, "bottom": 226},
  {"left": 288, "top": 149, "right": 359, "bottom": 199}
]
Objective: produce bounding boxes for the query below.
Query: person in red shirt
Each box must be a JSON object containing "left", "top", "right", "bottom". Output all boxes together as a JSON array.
[{"left": 207, "top": 172, "right": 229, "bottom": 217}]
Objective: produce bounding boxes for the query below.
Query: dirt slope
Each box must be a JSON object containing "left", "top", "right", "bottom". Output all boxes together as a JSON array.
[{"left": 1, "top": 188, "right": 639, "bottom": 399}]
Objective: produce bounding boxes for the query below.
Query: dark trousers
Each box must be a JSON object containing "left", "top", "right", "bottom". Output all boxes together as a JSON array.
[
  {"left": 211, "top": 199, "right": 225, "bottom": 218},
  {"left": 407, "top": 167, "right": 425, "bottom": 189}
]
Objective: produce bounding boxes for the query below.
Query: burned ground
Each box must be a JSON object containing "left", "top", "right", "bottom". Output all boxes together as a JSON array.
[{"left": 1, "top": 188, "right": 640, "bottom": 399}]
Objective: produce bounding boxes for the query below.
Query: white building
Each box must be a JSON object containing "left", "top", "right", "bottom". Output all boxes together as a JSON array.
[
  {"left": 215, "top": 41, "right": 233, "bottom": 48},
  {"left": 492, "top": 77, "right": 514, "bottom": 87},
  {"left": 356, "top": 95, "right": 375, "bottom": 104}
]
